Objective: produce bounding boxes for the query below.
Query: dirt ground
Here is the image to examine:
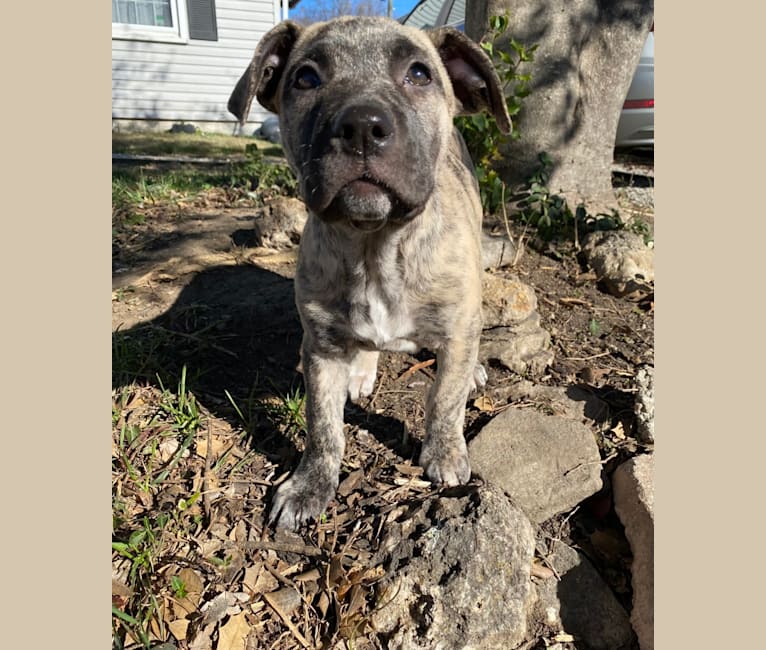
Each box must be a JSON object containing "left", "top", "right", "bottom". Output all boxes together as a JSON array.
[{"left": 112, "top": 155, "right": 653, "bottom": 649}]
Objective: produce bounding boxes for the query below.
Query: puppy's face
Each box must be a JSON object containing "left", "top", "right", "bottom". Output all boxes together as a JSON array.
[
  {"left": 278, "top": 20, "right": 454, "bottom": 231},
  {"left": 229, "top": 17, "right": 511, "bottom": 232}
]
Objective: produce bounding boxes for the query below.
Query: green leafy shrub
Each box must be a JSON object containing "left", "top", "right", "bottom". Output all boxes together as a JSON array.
[
  {"left": 455, "top": 13, "right": 537, "bottom": 216},
  {"left": 516, "top": 152, "right": 653, "bottom": 245}
]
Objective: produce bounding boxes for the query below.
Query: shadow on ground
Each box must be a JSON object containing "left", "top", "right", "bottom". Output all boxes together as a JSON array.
[
  {"left": 113, "top": 262, "right": 412, "bottom": 467},
  {"left": 113, "top": 264, "right": 302, "bottom": 445}
]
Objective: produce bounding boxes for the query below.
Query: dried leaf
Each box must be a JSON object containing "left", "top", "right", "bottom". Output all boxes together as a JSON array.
[
  {"left": 346, "top": 583, "right": 366, "bottom": 618},
  {"left": 112, "top": 578, "right": 132, "bottom": 600},
  {"left": 201, "top": 592, "right": 239, "bottom": 625},
  {"left": 179, "top": 567, "right": 204, "bottom": 603},
  {"left": 168, "top": 618, "right": 190, "bottom": 642},
  {"left": 196, "top": 435, "right": 228, "bottom": 459},
  {"left": 294, "top": 568, "right": 321, "bottom": 582},
  {"left": 317, "top": 591, "right": 330, "bottom": 618},
  {"left": 263, "top": 591, "right": 312, "bottom": 648},
  {"left": 217, "top": 612, "right": 250, "bottom": 650},
  {"left": 337, "top": 469, "right": 364, "bottom": 497},
  {"left": 264, "top": 587, "right": 301, "bottom": 615},
  {"left": 189, "top": 623, "right": 215, "bottom": 650},
  {"left": 474, "top": 395, "right": 495, "bottom": 412},
  {"left": 246, "top": 565, "right": 279, "bottom": 596},
  {"left": 158, "top": 438, "right": 181, "bottom": 462},
  {"left": 328, "top": 555, "right": 345, "bottom": 588}
]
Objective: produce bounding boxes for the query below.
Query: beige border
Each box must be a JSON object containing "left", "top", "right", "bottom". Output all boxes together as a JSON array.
[
  {"left": 658, "top": 2, "right": 763, "bottom": 647},
  {"left": 3, "top": 4, "right": 109, "bottom": 648}
]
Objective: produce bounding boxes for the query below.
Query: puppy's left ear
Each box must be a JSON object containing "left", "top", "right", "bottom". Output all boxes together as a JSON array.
[
  {"left": 228, "top": 21, "right": 302, "bottom": 124},
  {"left": 428, "top": 27, "right": 512, "bottom": 135}
]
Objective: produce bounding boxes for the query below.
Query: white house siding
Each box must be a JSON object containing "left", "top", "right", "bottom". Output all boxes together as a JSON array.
[{"left": 112, "top": 0, "right": 282, "bottom": 134}]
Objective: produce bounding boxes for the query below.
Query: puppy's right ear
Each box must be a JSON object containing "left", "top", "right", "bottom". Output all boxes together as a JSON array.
[{"left": 228, "top": 21, "right": 302, "bottom": 124}]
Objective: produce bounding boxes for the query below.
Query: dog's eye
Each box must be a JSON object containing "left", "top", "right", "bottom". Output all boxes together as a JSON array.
[
  {"left": 405, "top": 63, "right": 431, "bottom": 86},
  {"left": 294, "top": 66, "right": 321, "bottom": 90}
]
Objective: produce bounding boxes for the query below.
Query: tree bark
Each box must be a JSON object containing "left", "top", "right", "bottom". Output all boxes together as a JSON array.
[{"left": 465, "top": 0, "right": 653, "bottom": 212}]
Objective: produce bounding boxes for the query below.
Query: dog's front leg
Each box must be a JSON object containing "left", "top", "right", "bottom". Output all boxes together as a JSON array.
[
  {"left": 419, "top": 337, "right": 479, "bottom": 486},
  {"left": 270, "top": 346, "right": 350, "bottom": 530}
]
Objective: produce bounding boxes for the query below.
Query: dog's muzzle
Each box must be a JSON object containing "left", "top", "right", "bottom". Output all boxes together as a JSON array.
[{"left": 315, "top": 102, "right": 421, "bottom": 231}]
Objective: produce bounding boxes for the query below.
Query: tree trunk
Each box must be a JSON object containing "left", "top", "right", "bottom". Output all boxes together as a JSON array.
[{"left": 465, "top": 0, "right": 653, "bottom": 212}]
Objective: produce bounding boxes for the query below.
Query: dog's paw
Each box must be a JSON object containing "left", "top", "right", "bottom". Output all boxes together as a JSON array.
[
  {"left": 348, "top": 350, "right": 379, "bottom": 401},
  {"left": 269, "top": 473, "right": 337, "bottom": 531},
  {"left": 419, "top": 439, "right": 471, "bottom": 487}
]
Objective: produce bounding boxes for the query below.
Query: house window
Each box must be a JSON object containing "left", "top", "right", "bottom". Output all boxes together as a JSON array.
[
  {"left": 112, "top": 1, "right": 174, "bottom": 28},
  {"left": 112, "top": 0, "right": 189, "bottom": 43}
]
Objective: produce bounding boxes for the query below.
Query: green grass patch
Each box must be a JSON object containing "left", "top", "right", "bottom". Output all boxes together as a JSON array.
[
  {"left": 112, "top": 130, "right": 282, "bottom": 158},
  {"left": 112, "top": 143, "right": 298, "bottom": 232},
  {"left": 112, "top": 370, "right": 208, "bottom": 647}
]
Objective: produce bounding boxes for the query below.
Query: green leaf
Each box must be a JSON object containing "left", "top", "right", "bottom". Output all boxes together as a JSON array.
[
  {"left": 112, "top": 606, "right": 139, "bottom": 626},
  {"left": 112, "top": 542, "right": 133, "bottom": 558},
  {"left": 495, "top": 49, "right": 509, "bottom": 64},
  {"left": 170, "top": 575, "right": 188, "bottom": 599},
  {"left": 128, "top": 529, "right": 147, "bottom": 550}
]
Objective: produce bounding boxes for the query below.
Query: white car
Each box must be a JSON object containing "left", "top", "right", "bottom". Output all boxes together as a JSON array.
[{"left": 615, "top": 24, "right": 654, "bottom": 149}]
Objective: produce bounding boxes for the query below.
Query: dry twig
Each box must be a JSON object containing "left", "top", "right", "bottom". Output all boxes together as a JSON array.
[{"left": 397, "top": 358, "right": 435, "bottom": 382}]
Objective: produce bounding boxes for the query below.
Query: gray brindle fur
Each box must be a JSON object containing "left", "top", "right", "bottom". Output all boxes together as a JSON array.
[{"left": 229, "top": 16, "right": 511, "bottom": 530}]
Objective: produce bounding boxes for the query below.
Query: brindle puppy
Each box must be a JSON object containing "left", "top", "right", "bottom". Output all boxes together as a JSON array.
[{"left": 229, "top": 16, "right": 511, "bottom": 530}]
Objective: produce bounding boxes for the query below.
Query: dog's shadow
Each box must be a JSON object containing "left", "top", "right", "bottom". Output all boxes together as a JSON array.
[{"left": 113, "top": 261, "right": 406, "bottom": 465}]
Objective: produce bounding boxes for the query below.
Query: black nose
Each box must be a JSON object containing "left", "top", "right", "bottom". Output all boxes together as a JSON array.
[{"left": 332, "top": 104, "right": 394, "bottom": 156}]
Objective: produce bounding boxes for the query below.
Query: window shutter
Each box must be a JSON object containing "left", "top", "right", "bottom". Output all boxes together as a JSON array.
[{"left": 186, "top": 0, "right": 218, "bottom": 41}]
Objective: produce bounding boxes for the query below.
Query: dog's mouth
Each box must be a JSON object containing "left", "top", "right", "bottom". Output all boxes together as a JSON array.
[{"left": 313, "top": 172, "right": 424, "bottom": 232}]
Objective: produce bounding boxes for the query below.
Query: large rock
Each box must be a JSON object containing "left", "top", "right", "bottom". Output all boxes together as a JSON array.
[
  {"left": 580, "top": 230, "right": 654, "bottom": 299},
  {"left": 468, "top": 408, "right": 602, "bottom": 523},
  {"left": 371, "top": 483, "right": 536, "bottom": 650},
  {"left": 480, "top": 273, "right": 554, "bottom": 377},
  {"left": 529, "top": 542, "right": 636, "bottom": 650},
  {"left": 613, "top": 454, "right": 654, "bottom": 650}
]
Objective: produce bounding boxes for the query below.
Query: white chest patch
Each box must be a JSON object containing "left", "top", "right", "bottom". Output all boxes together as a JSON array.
[{"left": 349, "top": 284, "right": 418, "bottom": 353}]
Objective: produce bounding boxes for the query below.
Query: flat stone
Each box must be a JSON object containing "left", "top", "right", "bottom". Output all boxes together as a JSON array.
[
  {"left": 468, "top": 408, "right": 602, "bottom": 523},
  {"left": 371, "top": 483, "right": 536, "bottom": 650},
  {"left": 613, "top": 454, "right": 654, "bottom": 650}
]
